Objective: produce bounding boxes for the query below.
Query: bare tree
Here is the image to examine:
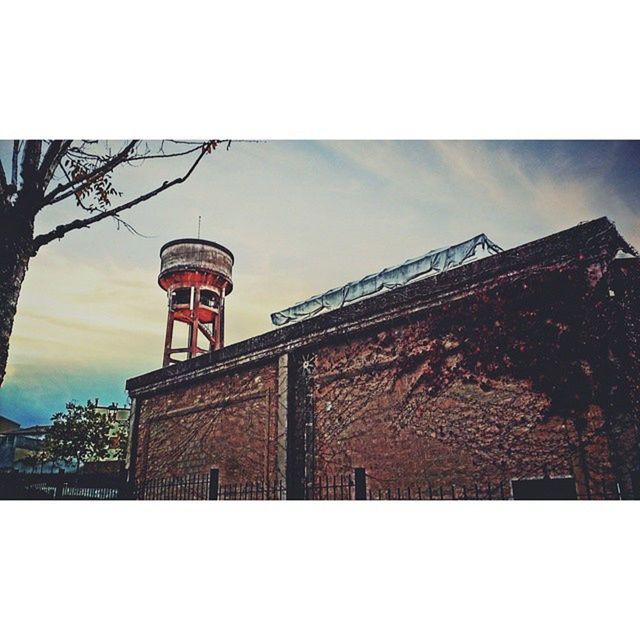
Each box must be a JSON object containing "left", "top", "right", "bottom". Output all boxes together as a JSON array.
[{"left": 0, "top": 139, "right": 227, "bottom": 387}]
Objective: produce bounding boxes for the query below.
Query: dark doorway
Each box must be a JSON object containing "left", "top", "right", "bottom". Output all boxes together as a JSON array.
[{"left": 512, "top": 477, "right": 577, "bottom": 500}]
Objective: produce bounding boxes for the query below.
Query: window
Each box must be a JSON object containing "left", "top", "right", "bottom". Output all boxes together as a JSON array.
[
  {"left": 200, "top": 289, "right": 219, "bottom": 309},
  {"left": 171, "top": 288, "right": 191, "bottom": 308}
]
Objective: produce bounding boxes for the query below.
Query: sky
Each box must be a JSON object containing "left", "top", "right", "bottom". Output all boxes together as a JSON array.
[{"left": 1, "top": 140, "right": 639, "bottom": 427}]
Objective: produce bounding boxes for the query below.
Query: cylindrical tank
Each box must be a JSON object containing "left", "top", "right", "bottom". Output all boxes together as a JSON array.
[
  {"left": 158, "top": 239, "right": 234, "bottom": 366},
  {"left": 159, "top": 239, "right": 234, "bottom": 292}
]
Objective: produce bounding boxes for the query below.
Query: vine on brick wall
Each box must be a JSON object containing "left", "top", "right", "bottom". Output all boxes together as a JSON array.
[{"left": 312, "top": 260, "right": 630, "bottom": 484}]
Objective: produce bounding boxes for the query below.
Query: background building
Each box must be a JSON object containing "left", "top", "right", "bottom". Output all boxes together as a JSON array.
[
  {"left": 94, "top": 400, "right": 131, "bottom": 463},
  {"left": 0, "top": 400, "right": 130, "bottom": 473}
]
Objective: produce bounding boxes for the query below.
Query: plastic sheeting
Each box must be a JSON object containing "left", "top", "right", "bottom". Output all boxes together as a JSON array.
[{"left": 271, "top": 233, "right": 502, "bottom": 326}]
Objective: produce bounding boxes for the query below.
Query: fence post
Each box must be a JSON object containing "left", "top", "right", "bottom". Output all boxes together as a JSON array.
[
  {"left": 55, "top": 469, "right": 65, "bottom": 499},
  {"left": 118, "top": 463, "right": 131, "bottom": 500},
  {"left": 208, "top": 468, "right": 219, "bottom": 500},
  {"left": 354, "top": 467, "right": 367, "bottom": 500}
]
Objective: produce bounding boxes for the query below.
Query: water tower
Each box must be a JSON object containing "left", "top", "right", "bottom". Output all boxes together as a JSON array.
[{"left": 158, "top": 239, "right": 234, "bottom": 367}]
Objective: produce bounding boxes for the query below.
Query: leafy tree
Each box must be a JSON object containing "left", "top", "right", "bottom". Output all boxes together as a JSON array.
[
  {"left": 111, "top": 423, "right": 130, "bottom": 462},
  {"left": 41, "top": 401, "right": 113, "bottom": 470},
  {"left": 0, "top": 139, "right": 227, "bottom": 387}
]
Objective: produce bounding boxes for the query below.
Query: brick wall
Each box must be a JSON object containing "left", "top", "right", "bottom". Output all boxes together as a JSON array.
[
  {"left": 306, "top": 258, "right": 626, "bottom": 497},
  {"left": 134, "top": 361, "right": 280, "bottom": 484}
]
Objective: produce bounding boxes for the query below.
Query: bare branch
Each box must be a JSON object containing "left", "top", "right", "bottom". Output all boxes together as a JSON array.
[
  {"left": 39, "top": 140, "right": 73, "bottom": 193},
  {"left": 113, "top": 215, "right": 154, "bottom": 238},
  {"left": 11, "top": 141, "right": 20, "bottom": 186},
  {"left": 0, "top": 157, "right": 7, "bottom": 202},
  {"left": 33, "top": 143, "right": 213, "bottom": 252},
  {"left": 43, "top": 140, "right": 138, "bottom": 205},
  {"left": 125, "top": 144, "right": 206, "bottom": 162},
  {"left": 65, "top": 145, "right": 111, "bottom": 161}
]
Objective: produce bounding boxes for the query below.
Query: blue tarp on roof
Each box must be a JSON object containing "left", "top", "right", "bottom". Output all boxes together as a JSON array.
[{"left": 271, "top": 233, "right": 502, "bottom": 326}]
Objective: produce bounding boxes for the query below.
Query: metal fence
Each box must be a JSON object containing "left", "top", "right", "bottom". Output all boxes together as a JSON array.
[
  {"left": 1, "top": 467, "right": 630, "bottom": 500},
  {"left": 137, "top": 471, "right": 354, "bottom": 500},
  {"left": 361, "top": 474, "right": 624, "bottom": 500},
  {"left": 309, "top": 474, "right": 356, "bottom": 500},
  {"left": 134, "top": 467, "right": 628, "bottom": 501},
  {"left": 136, "top": 472, "right": 211, "bottom": 500},
  {"left": 365, "top": 481, "right": 529, "bottom": 500},
  {"left": 135, "top": 470, "right": 287, "bottom": 500},
  {"left": 308, "top": 474, "right": 513, "bottom": 500},
  {"left": 218, "top": 480, "right": 286, "bottom": 500},
  {"left": 0, "top": 470, "right": 124, "bottom": 500}
]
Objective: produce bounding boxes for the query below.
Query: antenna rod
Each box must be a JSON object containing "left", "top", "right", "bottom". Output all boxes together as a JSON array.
[{"left": 197, "top": 216, "right": 201, "bottom": 239}]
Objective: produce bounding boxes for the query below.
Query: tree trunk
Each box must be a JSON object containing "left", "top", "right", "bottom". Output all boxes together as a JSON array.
[{"left": 0, "top": 207, "right": 34, "bottom": 388}]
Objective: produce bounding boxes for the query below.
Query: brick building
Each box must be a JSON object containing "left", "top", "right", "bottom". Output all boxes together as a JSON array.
[{"left": 126, "top": 217, "right": 640, "bottom": 498}]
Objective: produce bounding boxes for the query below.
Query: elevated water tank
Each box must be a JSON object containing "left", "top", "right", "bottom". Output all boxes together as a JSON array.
[
  {"left": 158, "top": 239, "right": 234, "bottom": 367},
  {"left": 159, "top": 238, "right": 234, "bottom": 293}
]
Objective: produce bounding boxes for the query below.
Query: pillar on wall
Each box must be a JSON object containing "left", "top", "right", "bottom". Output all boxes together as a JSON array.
[
  {"left": 125, "top": 398, "right": 141, "bottom": 485},
  {"left": 286, "top": 350, "right": 315, "bottom": 499},
  {"left": 608, "top": 254, "right": 640, "bottom": 495},
  {"left": 275, "top": 354, "right": 288, "bottom": 488}
]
